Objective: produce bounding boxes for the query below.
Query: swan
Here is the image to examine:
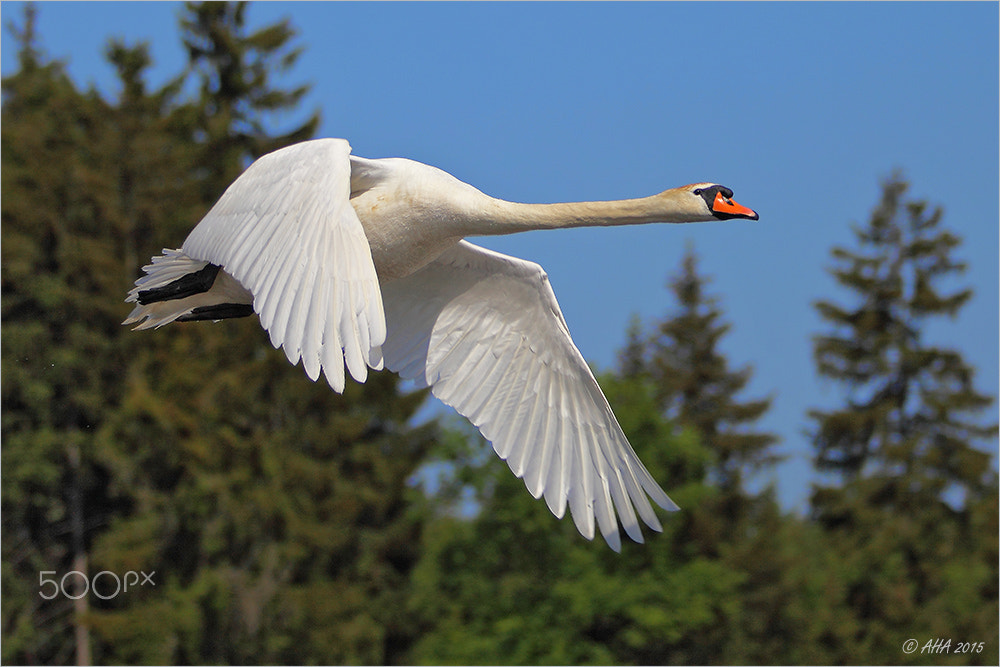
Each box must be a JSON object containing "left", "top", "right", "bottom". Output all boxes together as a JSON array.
[{"left": 123, "top": 138, "right": 758, "bottom": 551}]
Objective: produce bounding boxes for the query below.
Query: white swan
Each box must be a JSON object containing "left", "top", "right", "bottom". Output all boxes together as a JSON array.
[{"left": 124, "top": 138, "right": 758, "bottom": 551}]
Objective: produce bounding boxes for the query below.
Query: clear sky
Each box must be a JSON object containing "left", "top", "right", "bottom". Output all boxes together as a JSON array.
[{"left": 4, "top": 1, "right": 997, "bottom": 511}]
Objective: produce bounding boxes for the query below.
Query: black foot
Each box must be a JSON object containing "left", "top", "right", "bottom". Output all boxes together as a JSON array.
[
  {"left": 176, "top": 303, "right": 254, "bottom": 322},
  {"left": 138, "top": 263, "right": 221, "bottom": 305}
]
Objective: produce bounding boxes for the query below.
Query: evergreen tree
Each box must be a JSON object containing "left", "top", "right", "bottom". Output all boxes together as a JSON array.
[
  {"left": 2, "top": 4, "right": 439, "bottom": 663},
  {"left": 809, "top": 173, "right": 996, "bottom": 520},
  {"left": 617, "top": 314, "right": 647, "bottom": 381},
  {"left": 614, "top": 247, "right": 798, "bottom": 661},
  {"left": 1, "top": 7, "right": 135, "bottom": 662},
  {"left": 643, "top": 244, "right": 779, "bottom": 498},
  {"left": 83, "top": 6, "right": 433, "bottom": 663},
  {"left": 807, "top": 173, "right": 998, "bottom": 664},
  {"left": 410, "top": 371, "right": 829, "bottom": 666},
  {"left": 412, "top": 279, "right": 799, "bottom": 667},
  {"left": 409, "top": 372, "right": 744, "bottom": 665},
  {"left": 92, "top": 353, "right": 437, "bottom": 664},
  {"left": 100, "top": 39, "right": 203, "bottom": 274},
  {"left": 1, "top": 11, "right": 213, "bottom": 661},
  {"left": 180, "top": 0, "right": 319, "bottom": 197}
]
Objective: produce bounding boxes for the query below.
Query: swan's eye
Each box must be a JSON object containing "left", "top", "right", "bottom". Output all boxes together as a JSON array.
[{"left": 693, "top": 188, "right": 702, "bottom": 196}]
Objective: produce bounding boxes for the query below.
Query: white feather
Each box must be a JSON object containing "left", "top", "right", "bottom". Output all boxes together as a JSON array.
[
  {"left": 124, "top": 138, "right": 752, "bottom": 550},
  {"left": 380, "top": 241, "right": 677, "bottom": 551},
  {"left": 179, "top": 139, "right": 385, "bottom": 390}
]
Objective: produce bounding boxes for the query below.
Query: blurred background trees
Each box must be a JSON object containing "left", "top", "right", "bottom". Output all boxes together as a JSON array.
[
  {"left": 806, "top": 174, "right": 998, "bottom": 664},
  {"left": 2, "top": 2, "right": 996, "bottom": 664},
  {"left": 3, "top": 3, "right": 433, "bottom": 664}
]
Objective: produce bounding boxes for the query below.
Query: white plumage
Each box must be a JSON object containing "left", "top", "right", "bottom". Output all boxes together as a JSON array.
[{"left": 124, "top": 138, "right": 758, "bottom": 550}]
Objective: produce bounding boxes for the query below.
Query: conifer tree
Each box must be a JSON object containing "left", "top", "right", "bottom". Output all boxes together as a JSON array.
[
  {"left": 617, "top": 314, "right": 647, "bottom": 381},
  {"left": 1, "top": 7, "right": 132, "bottom": 662},
  {"left": 3, "top": 4, "right": 438, "bottom": 663},
  {"left": 101, "top": 39, "right": 203, "bottom": 272},
  {"left": 809, "top": 173, "right": 996, "bottom": 520},
  {"left": 82, "top": 6, "right": 435, "bottom": 663},
  {"left": 807, "top": 173, "right": 998, "bottom": 664},
  {"left": 408, "top": 249, "right": 794, "bottom": 664},
  {"left": 638, "top": 246, "right": 789, "bottom": 656},
  {"left": 179, "top": 0, "right": 319, "bottom": 196},
  {"left": 409, "top": 372, "right": 744, "bottom": 666},
  {"left": 644, "top": 245, "right": 779, "bottom": 499}
]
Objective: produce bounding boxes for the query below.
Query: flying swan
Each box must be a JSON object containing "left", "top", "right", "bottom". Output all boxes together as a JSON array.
[{"left": 124, "top": 138, "right": 759, "bottom": 551}]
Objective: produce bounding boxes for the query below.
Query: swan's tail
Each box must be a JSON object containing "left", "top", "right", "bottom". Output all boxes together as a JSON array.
[{"left": 123, "top": 249, "right": 254, "bottom": 330}]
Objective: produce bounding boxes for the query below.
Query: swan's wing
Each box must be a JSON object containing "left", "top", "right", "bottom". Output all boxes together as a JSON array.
[
  {"left": 182, "top": 138, "right": 386, "bottom": 393},
  {"left": 380, "top": 240, "right": 678, "bottom": 551}
]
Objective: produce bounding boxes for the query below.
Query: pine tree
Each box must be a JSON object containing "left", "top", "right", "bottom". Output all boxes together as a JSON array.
[
  {"left": 3, "top": 5, "right": 439, "bottom": 663},
  {"left": 643, "top": 244, "right": 779, "bottom": 499},
  {"left": 409, "top": 260, "right": 792, "bottom": 664},
  {"left": 807, "top": 173, "right": 998, "bottom": 664},
  {"left": 616, "top": 246, "right": 792, "bottom": 660},
  {"left": 1, "top": 7, "right": 133, "bottom": 662},
  {"left": 617, "top": 314, "right": 647, "bottom": 380},
  {"left": 179, "top": 0, "right": 319, "bottom": 197},
  {"left": 101, "top": 39, "right": 203, "bottom": 274},
  {"left": 809, "top": 173, "right": 996, "bottom": 520},
  {"left": 80, "top": 7, "right": 435, "bottom": 663},
  {"left": 409, "top": 372, "right": 744, "bottom": 666}
]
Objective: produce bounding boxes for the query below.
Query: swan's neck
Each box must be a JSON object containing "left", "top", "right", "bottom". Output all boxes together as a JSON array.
[{"left": 468, "top": 190, "right": 707, "bottom": 235}]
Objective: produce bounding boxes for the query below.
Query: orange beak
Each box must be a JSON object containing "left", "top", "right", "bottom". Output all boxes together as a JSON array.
[{"left": 712, "top": 191, "right": 759, "bottom": 220}]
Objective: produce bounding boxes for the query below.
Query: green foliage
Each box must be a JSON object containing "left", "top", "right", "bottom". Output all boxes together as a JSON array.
[
  {"left": 807, "top": 173, "right": 998, "bottom": 664},
  {"left": 180, "top": 0, "right": 319, "bottom": 196},
  {"left": 1, "top": 8, "right": 156, "bottom": 659},
  {"left": 409, "top": 228, "right": 997, "bottom": 666},
  {"left": 409, "top": 375, "right": 749, "bottom": 665},
  {"left": 628, "top": 244, "right": 781, "bottom": 498},
  {"left": 91, "top": 360, "right": 437, "bottom": 664},
  {"left": 810, "top": 174, "right": 995, "bottom": 497},
  {"left": 2, "top": 3, "right": 433, "bottom": 664},
  {"left": 3, "top": 4, "right": 996, "bottom": 665}
]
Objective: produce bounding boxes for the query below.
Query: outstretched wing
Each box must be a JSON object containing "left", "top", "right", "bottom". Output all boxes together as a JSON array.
[
  {"left": 380, "top": 240, "right": 677, "bottom": 551},
  {"left": 182, "top": 138, "right": 386, "bottom": 392}
]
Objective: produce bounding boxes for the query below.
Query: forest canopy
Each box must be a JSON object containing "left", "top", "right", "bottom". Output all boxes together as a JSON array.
[{"left": 2, "top": 3, "right": 996, "bottom": 665}]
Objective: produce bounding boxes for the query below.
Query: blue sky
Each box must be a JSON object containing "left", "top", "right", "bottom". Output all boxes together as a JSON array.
[{"left": 4, "top": 1, "right": 997, "bottom": 511}]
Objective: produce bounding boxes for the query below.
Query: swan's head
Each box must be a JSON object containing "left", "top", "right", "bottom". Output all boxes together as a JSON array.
[{"left": 683, "top": 183, "right": 759, "bottom": 221}]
